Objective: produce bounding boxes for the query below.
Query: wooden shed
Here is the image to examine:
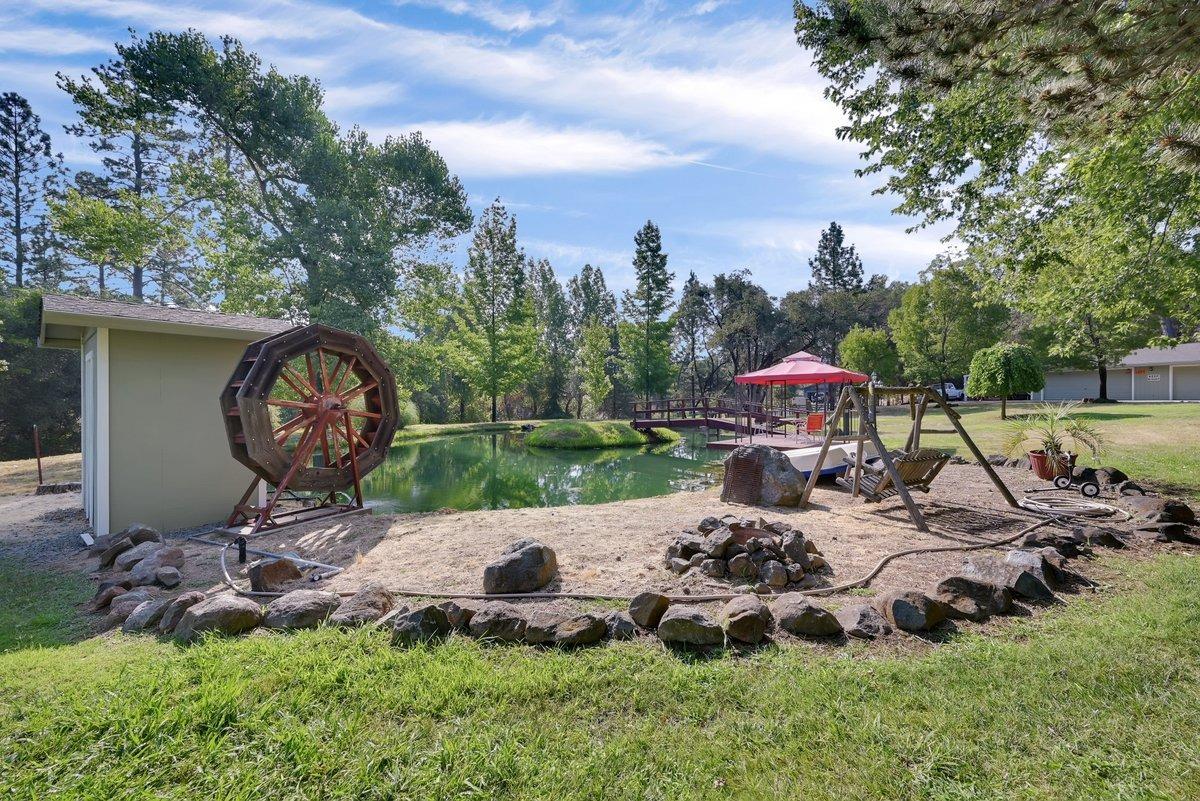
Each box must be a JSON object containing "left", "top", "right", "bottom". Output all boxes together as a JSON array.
[{"left": 38, "top": 294, "right": 293, "bottom": 537}]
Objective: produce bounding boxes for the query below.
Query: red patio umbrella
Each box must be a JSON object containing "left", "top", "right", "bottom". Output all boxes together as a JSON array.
[
  {"left": 734, "top": 359, "right": 868, "bottom": 385},
  {"left": 782, "top": 349, "right": 821, "bottom": 362}
]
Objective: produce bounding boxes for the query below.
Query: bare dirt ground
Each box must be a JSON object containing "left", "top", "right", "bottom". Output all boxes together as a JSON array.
[{"left": 1, "top": 463, "right": 1149, "bottom": 622}]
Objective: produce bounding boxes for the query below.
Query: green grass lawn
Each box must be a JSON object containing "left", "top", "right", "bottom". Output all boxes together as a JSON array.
[
  {"left": 1, "top": 555, "right": 1199, "bottom": 798},
  {"left": 526, "top": 420, "right": 680, "bottom": 449},
  {"left": 875, "top": 401, "right": 1200, "bottom": 498}
]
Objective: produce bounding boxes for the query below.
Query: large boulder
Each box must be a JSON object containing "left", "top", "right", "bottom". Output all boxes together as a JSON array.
[
  {"left": 930, "top": 575, "right": 1012, "bottom": 622},
  {"left": 129, "top": 547, "right": 185, "bottom": 586},
  {"left": 263, "top": 589, "right": 341, "bottom": 630},
  {"left": 248, "top": 558, "right": 304, "bottom": 593},
  {"left": 98, "top": 537, "right": 134, "bottom": 568},
  {"left": 155, "top": 567, "right": 182, "bottom": 588},
  {"left": 175, "top": 595, "right": 263, "bottom": 642},
  {"left": 88, "top": 584, "right": 128, "bottom": 612},
  {"left": 104, "top": 589, "right": 157, "bottom": 628},
  {"left": 526, "top": 610, "right": 607, "bottom": 647},
  {"left": 158, "top": 591, "right": 207, "bottom": 635},
  {"left": 774, "top": 593, "right": 841, "bottom": 637},
  {"left": 780, "top": 531, "right": 811, "bottom": 568},
  {"left": 657, "top": 605, "right": 724, "bottom": 646},
  {"left": 482, "top": 539, "right": 558, "bottom": 594},
  {"left": 701, "top": 527, "right": 735, "bottom": 558},
  {"left": 834, "top": 604, "right": 892, "bottom": 640},
  {"left": 760, "top": 560, "right": 788, "bottom": 588},
  {"left": 875, "top": 590, "right": 948, "bottom": 632},
  {"left": 391, "top": 604, "right": 452, "bottom": 645},
  {"left": 467, "top": 601, "right": 528, "bottom": 641},
  {"left": 1003, "top": 549, "right": 1069, "bottom": 589},
  {"left": 113, "top": 540, "right": 164, "bottom": 572},
  {"left": 439, "top": 598, "right": 482, "bottom": 630},
  {"left": 1124, "top": 495, "right": 1196, "bottom": 524},
  {"left": 719, "top": 595, "right": 772, "bottom": 644},
  {"left": 628, "top": 592, "right": 670, "bottom": 628},
  {"left": 121, "top": 599, "right": 169, "bottom": 633},
  {"left": 722, "top": 445, "right": 805, "bottom": 506},
  {"left": 604, "top": 611, "right": 637, "bottom": 640},
  {"left": 962, "top": 555, "right": 1056, "bottom": 602},
  {"left": 329, "top": 583, "right": 395, "bottom": 627},
  {"left": 120, "top": 523, "right": 162, "bottom": 545}
]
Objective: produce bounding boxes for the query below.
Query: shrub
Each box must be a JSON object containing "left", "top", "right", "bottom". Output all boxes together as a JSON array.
[{"left": 397, "top": 398, "right": 420, "bottom": 429}]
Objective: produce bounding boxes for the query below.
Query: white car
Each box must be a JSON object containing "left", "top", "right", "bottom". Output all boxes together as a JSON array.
[{"left": 930, "top": 384, "right": 966, "bottom": 401}]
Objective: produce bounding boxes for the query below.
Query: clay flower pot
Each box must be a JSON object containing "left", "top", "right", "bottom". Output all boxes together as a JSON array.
[{"left": 1028, "top": 450, "right": 1074, "bottom": 480}]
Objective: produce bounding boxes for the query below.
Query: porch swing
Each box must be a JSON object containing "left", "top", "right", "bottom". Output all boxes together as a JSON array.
[{"left": 797, "top": 384, "right": 1018, "bottom": 531}]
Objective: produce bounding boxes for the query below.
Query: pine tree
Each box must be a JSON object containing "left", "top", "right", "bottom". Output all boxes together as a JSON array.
[
  {"left": 674, "top": 271, "right": 715, "bottom": 399},
  {"left": 578, "top": 322, "right": 613, "bottom": 416},
  {"left": 566, "top": 264, "right": 619, "bottom": 416},
  {"left": 808, "top": 221, "right": 863, "bottom": 292},
  {"left": 451, "top": 200, "right": 541, "bottom": 422},
  {"left": 0, "top": 93, "right": 62, "bottom": 288},
  {"left": 527, "top": 257, "right": 571, "bottom": 417},
  {"left": 621, "top": 220, "right": 675, "bottom": 404}
]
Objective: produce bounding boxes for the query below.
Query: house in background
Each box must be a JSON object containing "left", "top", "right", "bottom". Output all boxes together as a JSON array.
[
  {"left": 1038, "top": 343, "right": 1200, "bottom": 401},
  {"left": 38, "top": 294, "right": 293, "bottom": 538}
]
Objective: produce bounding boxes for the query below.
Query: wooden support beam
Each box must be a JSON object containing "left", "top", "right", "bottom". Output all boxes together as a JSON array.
[
  {"left": 846, "top": 386, "right": 928, "bottom": 531},
  {"left": 799, "top": 386, "right": 851, "bottom": 508},
  {"left": 925, "top": 390, "right": 1019, "bottom": 508}
]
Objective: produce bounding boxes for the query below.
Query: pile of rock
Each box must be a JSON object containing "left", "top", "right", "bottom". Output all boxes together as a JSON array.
[
  {"left": 664, "top": 515, "right": 830, "bottom": 593},
  {"left": 89, "top": 523, "right": 187, "bottom": 596}
]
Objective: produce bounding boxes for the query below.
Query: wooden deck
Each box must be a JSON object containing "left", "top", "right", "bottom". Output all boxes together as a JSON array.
[{"left": 706, "top": 432, "right": 823, "bottom": 451}]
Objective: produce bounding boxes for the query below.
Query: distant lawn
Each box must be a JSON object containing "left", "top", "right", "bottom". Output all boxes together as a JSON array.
[
  {"left": 526, "top": 420, "right": 681, "bottom": 449},
  {"left": 1, "top": 555, "right": 1199, "bottom": 798},
  {"left": 874, "top": 401, "right": 1200, "bottom": 499},
  {"left": 0, "top": 452, "right": 81, "bottom": 496},
  {"left": 391, "top": 419, "right": 553, "bottom": 444}
]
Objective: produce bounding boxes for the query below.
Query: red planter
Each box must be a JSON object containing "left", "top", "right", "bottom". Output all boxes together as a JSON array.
[{"left": 1028, "top": 450, "right": 1074, "bottom": 481}]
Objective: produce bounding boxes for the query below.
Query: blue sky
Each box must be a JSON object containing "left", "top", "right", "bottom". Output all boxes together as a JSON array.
[{"left": 0, "top": 0, "right": 952, "bottom": 295}]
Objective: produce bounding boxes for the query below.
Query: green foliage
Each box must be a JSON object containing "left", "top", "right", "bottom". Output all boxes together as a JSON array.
[
  {"left": 808, "top": 221, "right": 863, "bottom": 292},
  {"left": 967, "top": 342, "right": 1044, "bottom": 414},
  {"left": 527, "top": 258, "right": 571, "bottom": 417},
  {"left": 397, "top": 397, "right": 420, "bottom": 430},
  {"left": 888, "top": 262, "right": 1008, "bottom": 386},
  {"left": 578, "top": 321, "right": 613, "bottom": 417},
  {"left": 620, "top": 221, "right": 675, "bottom": 402},
  {"left": 673, "top": 271, "right": 718, "bottom": 398},
  {"left": 525, "top": 420, "right": 679, "bottom": 449},
  {"left": 450, "top": 201, "right": 542, "bottom": 421},
  {"left": 0, "top": 290, "right": 80, "bottom": 459},
  {"left": 1004, "top": 402, "right": 1106, "bottom": 462},
  {"left": 838, "top": 325, "right": 900, "bottom": 383},
  {"left": 0, "top": 93, "right": 63, "bottom": 289}
]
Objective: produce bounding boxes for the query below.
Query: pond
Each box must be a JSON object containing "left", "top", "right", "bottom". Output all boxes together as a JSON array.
[{"left": 361, "top": 428, "right": 722, "bottom": 513}]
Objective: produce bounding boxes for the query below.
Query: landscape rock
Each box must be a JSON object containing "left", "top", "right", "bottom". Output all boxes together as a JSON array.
[
  {"left": 483, "top": 539, "right": 558, "bottom": 594},
  {"left": 688, "top": 552, "right": 706, "bottom": 568},
  {"left": 105, "top": 589, "right": 157, "bottom": 627},
  {"left": 174, "top": 595, "right": 263, "bottom": 642},
  {"left": 1092, "top": 466, "right": 1128, "bottom": 485},
  {"left": 1072, "top": 526, "right": 1127, "bottom": 549},
  {"left": 121, "top": 523, "right": 162, "bottom": 545},
  {"left": 657, "top": 605, "right": 724, "bottom": 646},
  {"left": 113, "top": 540, "right": 166, "bottom": 572},
  {"left": 780, "top": 531, "right": 811, "bottom": 567},
  {"left": 722, "top": 445, "right": 804, "bottom": 506},
  {"left": 808, "top": 555, "right": 828, "bottom": 571},
  {"left": 719, "top": 595, "right": 772, "bottom": 644},
  {"left": 753, "top": 582, "right": 773, "bottom": 595},
  {"left": 760, "top": 560, "right": 788, "bottom": 588},
  {"left": 391, "top": 604, "right": 452, "bottom": 645},
  {"left": 786, "top": 564, "right": 806, "bottom": 583},
  {"left": 531, "top": 612, "right": 607, "bottom": 647},
  {"left": 604, "top": 611, "right": 637, "bottom": 640},
  {"left": 629, "top": 592, "right": 670, "bottom": 628},
  {"left": 875, "top": 590, "right": 948, "bottom": 632},
  {"left": 1124, "top": 495, "right": 1196, "bottom": 524},
  {"left": 1004, "top": 549, "right": 1069, "bottom": 589},
  {"left": 1116, "top": 480, "right": 1147, "bottom": 496},
  {"left": 930, "top": 575, "right": 1012, "bottom": 622},
  {"left": 962, "top": 555, "right": 1056, "bottom": 602},
  {"left": 129, "top": 547, "right": 185, "bottom": 586},
  {"left": 329, "top": 583, "right": 395, "bottom": 627},
  {"left": 700, "top": 559, "right": 725, "bottom": 578},
  {"left": 673, "top": 531, "right": 708, "bottom": 558},
  {"left": 98, "top": 536, "right": 134, "bottom": 568},
  {"left": 667, "top": 557, "right": 691, "bottom": 574},
  {"left": 248, "top": 558, "right": 304, "bottom": 593},
  {"left": 468, "top": 601, "right": 528, "bottom": 641},
  {"left": 121, "top": 599, "right": 169, "bottom": 633},
  {"left": 834, "top": 604, "right": 892, "bottom": 640},
  {"left": 439, "top": 598, "right": 481, "bottom": 630},
  {"left": 89, "top": 584, "right": 128, "bottom": 611},
  {"left": 263, "top": 589, "right": 341, "bottom": 630},
  {"left": 774, "top": 593, "right": 841, "bottom": 637},
  {"left": 697, "top": 516, "right": 722, "bottom": 533},
  {"left": 155, "top": 566, "right": 182, "bottom": 588},
  {"left": 701, "top": 528, "right": 735, "bottom": 558},
  {"left": 158, "top": 591, "right": 206, "bottom": 634},
  {"left": 727, "top": 553, "right": 757, "bottom": 580}
]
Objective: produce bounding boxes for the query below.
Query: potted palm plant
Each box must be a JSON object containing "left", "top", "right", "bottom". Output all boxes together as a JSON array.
[{"left": 1003, "top": 402, "right": 1106, "bottom": 480}]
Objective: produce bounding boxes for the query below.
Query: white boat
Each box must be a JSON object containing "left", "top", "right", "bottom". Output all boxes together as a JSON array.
[{"left": 784, "top": 441, "right": 878, "bottom": 478}]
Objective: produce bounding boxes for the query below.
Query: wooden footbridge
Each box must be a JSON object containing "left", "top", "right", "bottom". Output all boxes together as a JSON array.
[{"left": 630, "top": 396, "right": 828, "bottom": 450}]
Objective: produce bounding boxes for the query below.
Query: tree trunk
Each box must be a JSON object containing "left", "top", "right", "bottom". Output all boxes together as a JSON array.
[
  {"left": 1000, "top": 396, "right": 1007, "bottom": 420},
  {"left": 131, "top": 132, "right": 144, "bottom": 299},
  {"left": 1097, "top": 360, "right": 1108, "bottom": 401},
  {"left": 491, "top": 393, "right": 498, "bottom": 423}
]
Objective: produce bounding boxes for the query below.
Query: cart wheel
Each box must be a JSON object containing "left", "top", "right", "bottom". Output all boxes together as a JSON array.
[
  {"left": 1053, "top": 475, "right": 1071, "bottom": 490},
  {"left": 1081, "top": 481, "right": 1101, "bottom": 498}
]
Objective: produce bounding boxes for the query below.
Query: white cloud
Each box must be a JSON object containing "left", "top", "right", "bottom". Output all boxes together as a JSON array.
[
  {"left": 383, "top": 118, "right": 701, "bottom": 176},
  {"left": 690, "top": 0, "right": 728, "bottom": 15},
  {"left": 398, "top": 0, "right": 560, "bottom": 34},
  {"left": 0, "top": 24, "right": 109, "bottom": 55},
  {"left": 523, "top": 237, "right": 634, "bottom": 285},
  {"left": 323, "top": 81, "right": 405, "bottom": 114}
]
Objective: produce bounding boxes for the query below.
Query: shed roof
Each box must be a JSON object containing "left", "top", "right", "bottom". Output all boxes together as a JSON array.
[
  {"left": 39, "top": 293, "right": 295, "bottom": 349},
  {"left": 1120, "top": 343, "right": 1200, "bottom": 367}
]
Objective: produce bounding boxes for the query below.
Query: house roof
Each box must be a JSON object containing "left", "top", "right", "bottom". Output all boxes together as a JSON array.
[
  {"left": 1120, "top": 343, "right": 1200, "bottom": 367},
  {"left": 39, "top": 293, "right": 295, "bottom": 349}
]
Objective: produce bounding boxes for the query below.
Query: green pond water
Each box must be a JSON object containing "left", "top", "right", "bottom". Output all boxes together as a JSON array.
[{"left": 361, "top": 428, "right": 721, "bottom": 513}]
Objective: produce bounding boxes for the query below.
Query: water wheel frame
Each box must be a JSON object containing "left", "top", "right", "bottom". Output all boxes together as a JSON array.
[{"left": 220, "top": 324, "right": 399, "bottom": 534}]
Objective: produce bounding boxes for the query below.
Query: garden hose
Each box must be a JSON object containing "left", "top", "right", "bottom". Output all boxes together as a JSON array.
[{"left": 1017, "top": 494, "right": 1131, "bottom": 520}]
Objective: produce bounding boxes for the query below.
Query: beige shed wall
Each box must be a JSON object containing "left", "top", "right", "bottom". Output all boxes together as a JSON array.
[{"left": 105, "top": 329, "right": 256, "bottom": 534}]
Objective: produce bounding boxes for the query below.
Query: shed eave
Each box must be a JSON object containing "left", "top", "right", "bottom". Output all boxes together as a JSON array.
[{"left": 39, "top": 309, "right": 288, "bottom": 344}]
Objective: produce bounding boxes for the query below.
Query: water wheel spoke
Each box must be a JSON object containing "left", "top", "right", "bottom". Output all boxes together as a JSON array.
[
  {"left": 327, "top": 355, "right": 351, "bottom": 395},
  {"left": 280, "top": 364, "right": 316, "bottom": 397},
  {"left": 346, "top": 408, "right": 381, "bottom": 420},
  {"left": 317, "top": 348, "right": 332, "bottom": 395},
  {"left": 334, "top": 357, "right": 358, "bottom": 394},
  {"left": 348, "top": 425, "right": 372, "bottom": 450},
  {"left": 267, "top": 398, "right": 317, "bottom": 411},
  {"left": 272, "top": 413, "right": 312, "bottom": 441},
  {"left": 305, "top": 352, "right": 322, "bottom": 393},
  {"left": 342, "top": 380, "right": 378, "bottom": 403}
]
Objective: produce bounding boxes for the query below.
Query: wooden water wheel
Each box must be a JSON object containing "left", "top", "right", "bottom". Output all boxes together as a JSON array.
[{"left": 220, "top": 324, "right": 399, "bottom": 534}]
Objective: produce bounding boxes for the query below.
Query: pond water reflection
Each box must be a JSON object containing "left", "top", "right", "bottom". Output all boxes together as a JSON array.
[{"left": 362, "top": 428, "right": 720, "bottom": 513}]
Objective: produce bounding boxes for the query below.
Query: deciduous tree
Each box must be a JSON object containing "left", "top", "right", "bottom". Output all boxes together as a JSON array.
[
  {"left": 966, "top": 342, "right": 1044, "bottom": 419},
  {"left": 838, "top": 325, "right": 900, "bottom": 384}
]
